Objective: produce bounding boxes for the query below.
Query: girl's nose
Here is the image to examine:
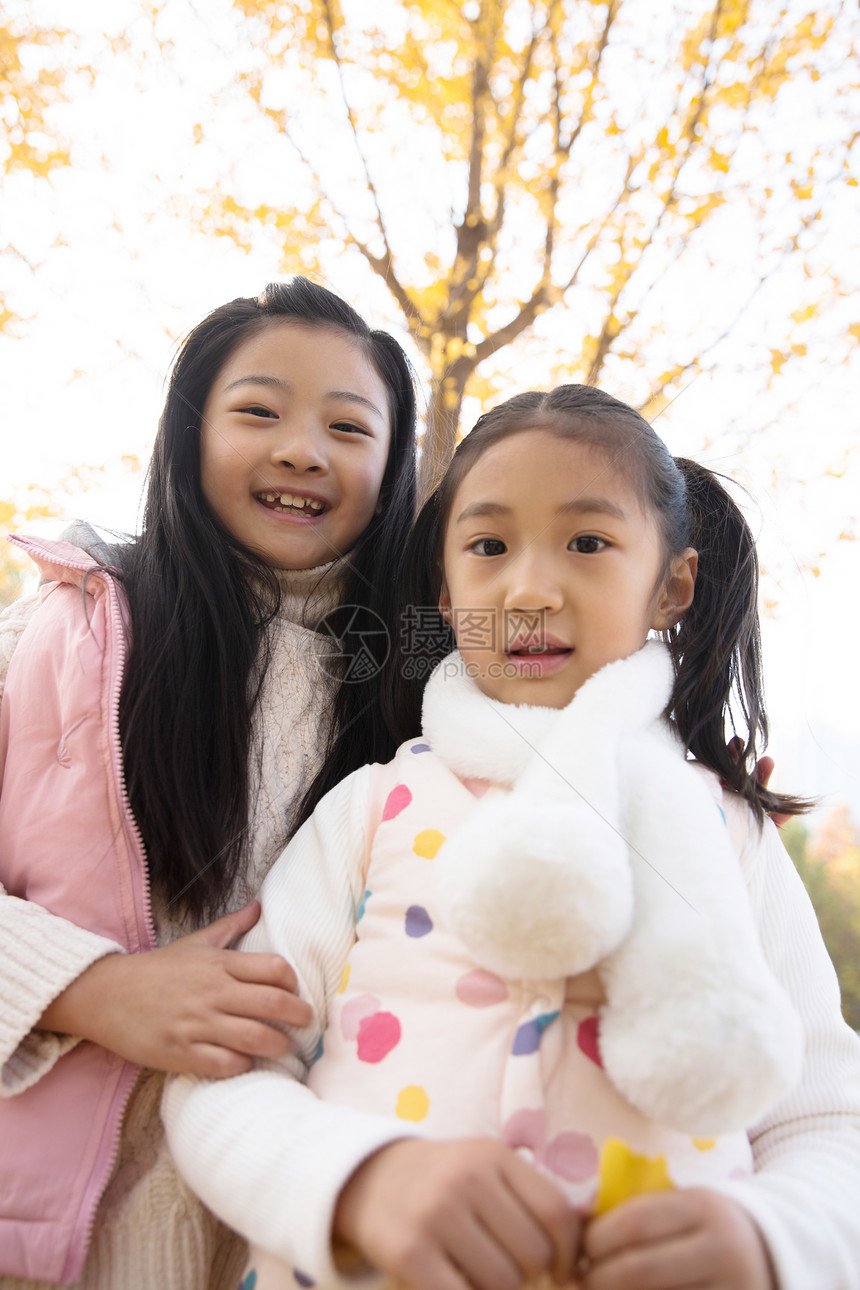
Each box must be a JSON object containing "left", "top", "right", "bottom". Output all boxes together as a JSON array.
[
  {"left": 502, "top": 551, "right": 565, "bottom": 613},
  {"left": 270, "top": 423, "right": 328, "bottom": 473}
]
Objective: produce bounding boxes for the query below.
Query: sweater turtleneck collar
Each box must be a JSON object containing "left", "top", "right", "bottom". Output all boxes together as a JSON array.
[{"left": 271, "top": 558, "right": 350, "bottom": 632}]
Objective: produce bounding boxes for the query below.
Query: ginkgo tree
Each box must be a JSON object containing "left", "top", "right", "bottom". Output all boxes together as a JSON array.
[
  {"left": 180, "top": 0, "right": 859, "bottom": 494},
  {"left": 0, "top": 12, "right": 77, "bottom": 598},
  {"left": 0, "top": 12, "right": 73, "bottom": 333}
]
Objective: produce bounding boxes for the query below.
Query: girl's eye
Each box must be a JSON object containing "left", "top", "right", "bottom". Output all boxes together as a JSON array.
[
  {"left": 331, "top": 420, "right": 369, "bottom": 436},
  {"left": 240, "top": 404, "right": 277, "bottom": 419},
  {"left": 570, "top": 535, "right": 606, "bottom": 554},
  {"left": 470, "top": 538, "right": 507, "bottom": 557}
]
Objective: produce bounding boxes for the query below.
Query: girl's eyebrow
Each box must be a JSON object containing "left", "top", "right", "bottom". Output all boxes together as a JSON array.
[
  {"left": 223, "top": 374, "right": 384, "bottom": 419},
  {"left": 224, "top": 374, "right": 288, "bottom": 392},
  {"left": 456, "top": 495, "right": 627, "bottom": 524}
]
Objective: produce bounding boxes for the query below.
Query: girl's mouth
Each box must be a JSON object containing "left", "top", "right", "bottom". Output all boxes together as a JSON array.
[
  {"left": 505, "top": 643, "right": 572, "bottom": 675},
  {"left": 255, "top": 491, "right": 328, "bottom": 517}
]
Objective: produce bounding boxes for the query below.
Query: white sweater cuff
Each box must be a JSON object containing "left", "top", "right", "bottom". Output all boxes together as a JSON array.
[{"left": 0, "top": 893, "right": 123, "bottom": 1095}]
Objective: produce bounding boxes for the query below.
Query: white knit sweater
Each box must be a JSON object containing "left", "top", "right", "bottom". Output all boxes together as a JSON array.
[
  {"left": 0, "top": 559, "right": 347, "bottom": 1290},
  {"left": 164, "top": 656, "right": 860, "bottom": 1290}
]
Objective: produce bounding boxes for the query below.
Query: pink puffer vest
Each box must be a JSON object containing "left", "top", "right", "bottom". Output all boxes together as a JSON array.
[{"left": 0, "top": 536, "right": 156, "bottom": 1283}]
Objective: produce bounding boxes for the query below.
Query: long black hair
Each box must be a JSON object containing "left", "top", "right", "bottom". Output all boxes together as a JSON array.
[
  {"left": 386, "top": 383, "right": 811, "bottom": 824},
  {"left": 115, "top": 278, "right": 417, "bottom": 922}
]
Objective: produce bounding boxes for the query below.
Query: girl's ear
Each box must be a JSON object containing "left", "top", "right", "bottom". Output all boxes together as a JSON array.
[
  {"left": 438, "top": 577, "right": 452, "bottom": 623},
  {"left": 652, "top": 548, "right": 698, "bottom": 630}
]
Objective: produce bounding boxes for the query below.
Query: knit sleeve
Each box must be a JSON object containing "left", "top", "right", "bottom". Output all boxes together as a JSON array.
[
  {"left": 713, "top": 801, "right": 860, "bottom": 1290},
  {"left": 162, "top": 759, "right": 424, "bottom": 1289},
  {"left": 0, "top": 590, "right": 124, "bottom": 1096}
]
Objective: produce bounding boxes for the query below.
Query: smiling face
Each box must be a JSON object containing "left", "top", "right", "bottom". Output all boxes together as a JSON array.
[
  {"left": 199, "top": 322, "right": 392, "bottom": 570},
  {"left": 439, "top": 428, "right": 697, "bottom": 708}
]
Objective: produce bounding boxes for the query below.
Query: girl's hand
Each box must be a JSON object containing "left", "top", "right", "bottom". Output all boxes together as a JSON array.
[
  {"left": 755, "top": 755, "right": 790, "bottom": 828},
  {"left": 37, "top": 901, "right": 312, "bottom": 1078},
  {"left": 579, "top": 1189, "right": 776, "bottom": 1290},
  {"left": 333, "top": 1138, "right": 581, "bottom": 1290}
]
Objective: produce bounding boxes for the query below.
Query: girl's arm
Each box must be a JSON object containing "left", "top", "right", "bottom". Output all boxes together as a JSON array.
[
  {"left": 581, "top": 801, "right": 860, "bottom": 1290},
  {"left": 0, "top": 592, "right": 123, "bottom": 1093},
  {"left": 716, "top": 807, "right": 860, "bottom": 1290},
  {"left": 36, "top": 901, "right": 310, "bottom": 1077},
  {"left": 0, "top": 588, "right": 309, "bottom": 1085},
  {"left": 0, "top": 880, "right": 123, "bottom": 1094}
]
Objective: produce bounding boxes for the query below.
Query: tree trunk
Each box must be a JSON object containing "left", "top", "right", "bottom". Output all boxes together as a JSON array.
[{"left": 419, "top": 366, "right": 471, "bottom": 504}]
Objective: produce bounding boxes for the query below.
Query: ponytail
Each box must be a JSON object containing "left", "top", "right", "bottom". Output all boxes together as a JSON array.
[{"left": 667, "top": 458, "right": 812, "bottom": 824}]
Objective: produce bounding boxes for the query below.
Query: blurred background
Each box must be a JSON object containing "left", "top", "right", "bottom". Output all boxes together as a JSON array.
[{"left": 1, "top": 0, "right": 858, "bottom": 1020}]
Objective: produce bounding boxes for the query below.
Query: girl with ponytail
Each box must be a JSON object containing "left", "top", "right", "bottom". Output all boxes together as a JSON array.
[{"left": 166, "top": 385, "right": 860, "bottom": 1290}]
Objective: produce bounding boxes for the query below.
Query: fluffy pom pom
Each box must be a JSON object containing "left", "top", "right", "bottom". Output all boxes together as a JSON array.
[{"left": 434, "top": 794, "right": 634, "bottom": 979}]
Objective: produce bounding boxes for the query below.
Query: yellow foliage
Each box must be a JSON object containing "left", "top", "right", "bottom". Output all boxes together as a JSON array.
[
  {"left": 791, "top": 304, "right": 817, "bottom": 324},
  {"left": 168, "top": 0, "right": 857, "bottom": 468},
  {"left": 0, "top": 493, "right": 60, "bottom": 607},
  {"left": 715, "top": 0, "right": 749, "bottom": 38},
  {"left": 0, "top": 19, "right": 71, "bottom": 178}
]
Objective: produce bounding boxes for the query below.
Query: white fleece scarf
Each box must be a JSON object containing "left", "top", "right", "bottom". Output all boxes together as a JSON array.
[{"left": 424, "top": 642, "right": 803, "bottom": 1136}]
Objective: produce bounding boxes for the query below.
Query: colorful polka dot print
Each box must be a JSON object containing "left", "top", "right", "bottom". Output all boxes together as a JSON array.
[
  {"left": 511, "top": 1011, "right": 560, "bottom": 1055},
  {"left": 455, "top": 969, "right": 509, "bottom": 1007},
  {"left": 576, "top": 1015, "right": 603, "bottom": 1067},
  {"left": 413, "top": 829, "right": 446, "bottom": 858},
  {"left": 396, "top": 1085, "right": 430, "bottom": 1121},
  {"left": 356, "top": 1011, "right": 401, "bottom": 1063},
  {"left": 382, "top": 784, "right": 412, "bottom": 821},
  {"left": 404, "top": 905, "right": 433, "bottom": 937}
]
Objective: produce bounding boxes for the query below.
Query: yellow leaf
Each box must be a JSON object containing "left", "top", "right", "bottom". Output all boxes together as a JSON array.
[
  {"left": 596, "top": 1139, "right": 675, "bottom": 1215},
  {"left": 791, "top": 304, "right": 817, "bottom": 324}
]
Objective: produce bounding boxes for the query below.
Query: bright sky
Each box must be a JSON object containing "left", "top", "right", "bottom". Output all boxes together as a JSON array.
[{"left": 2, "top": 0, "right": 858, "bottom": 828}]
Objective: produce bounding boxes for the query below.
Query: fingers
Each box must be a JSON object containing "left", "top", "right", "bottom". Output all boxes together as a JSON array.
[
  {"left": 182, "top": 1043, "right": 255, "bottom": 1080},
  {"left": 226, "top": 947, "right": 302, "bottom": 994},
  {"left": 335, "top": 1139, "right": 580, "bottom": 1290},
  {"left": 225, "top": 977, "right": 313, "bottom": 1028},
  {"left": 581, "top": 1190, "right": 776, "bottom": 1290},
  {"left": 194, "top": 900, "right": 261, "bottom": 948},
  {"left": 583, "top": 1193, "right": 697, "bottom": 1265},
  {"left": 501, "top": 1153, "right": 581, "bottom": 1284},
  {"left": 447, "top": 1207, "right": 532, "bottom": 1290},
  {"left": 755, "top": 755, "right": 775, "bottom": 789}
]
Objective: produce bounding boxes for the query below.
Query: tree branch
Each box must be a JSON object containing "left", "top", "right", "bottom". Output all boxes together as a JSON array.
[{"left": 318, "top": 0, "right": 421, "bottom": 328}]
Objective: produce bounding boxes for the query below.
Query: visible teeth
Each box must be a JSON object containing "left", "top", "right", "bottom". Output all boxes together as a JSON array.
[{"left": 259, "top": 492, "right": 325, "bottom": 511}]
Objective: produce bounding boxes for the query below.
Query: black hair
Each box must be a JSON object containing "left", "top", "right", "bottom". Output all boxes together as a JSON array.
[
  {"left": 115, "top": 278, "right": 416, "bottom": 922},
  {"left": 387, "top": 383, "right": 811, "bottom": 824}
]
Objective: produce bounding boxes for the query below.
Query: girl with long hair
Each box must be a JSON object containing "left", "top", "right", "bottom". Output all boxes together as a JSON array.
[{"left": 0, "top": 277, "right": 417, "bottom": 1288}]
